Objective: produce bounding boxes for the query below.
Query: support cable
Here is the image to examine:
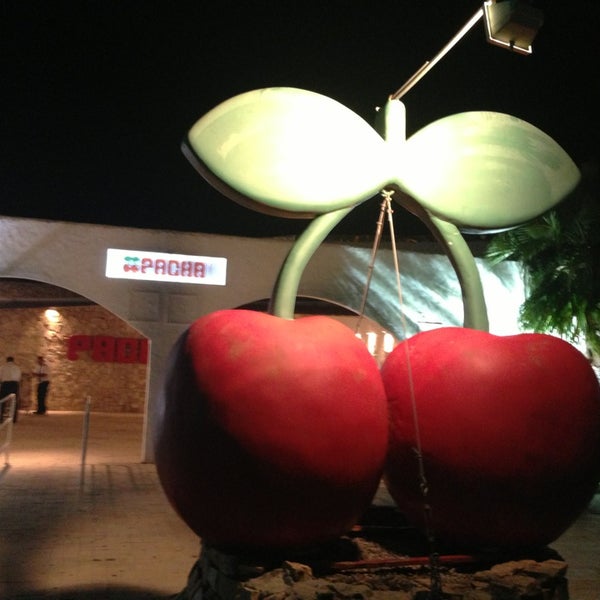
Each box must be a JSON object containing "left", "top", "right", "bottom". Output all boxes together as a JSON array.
[
  {"left": 354, "top": 196, "right": 389, "bottom": 335},
  {"left": 356, "top": 189, "right": 444, "bottom": 599}
]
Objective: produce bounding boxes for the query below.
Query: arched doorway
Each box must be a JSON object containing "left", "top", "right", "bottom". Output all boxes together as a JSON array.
[{"left": 0, "top": 277, "right": 149, "bottom": 463}]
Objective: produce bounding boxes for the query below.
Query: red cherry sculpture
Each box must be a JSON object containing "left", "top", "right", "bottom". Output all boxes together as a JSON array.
[
  {"left": 382, "top": 327, "right": 600, "bottom": 549},
  {"left": 154, "top": 309, "right": 389, "bottom": 550}
]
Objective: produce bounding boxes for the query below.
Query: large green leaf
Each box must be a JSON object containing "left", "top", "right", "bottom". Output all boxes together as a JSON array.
[
  {"left": 395, "top": 111, "right": 581, "bottom": 230},
  {"left": 184, "top": 87, "right": 393, "bottom": 218},
  {"left": 184, "top": 89, "right": 580, "bottom": 231}
]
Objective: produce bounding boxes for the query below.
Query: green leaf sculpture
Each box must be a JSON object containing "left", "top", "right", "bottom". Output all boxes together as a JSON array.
[
  {"left": 395, "top": 110, "right": 580, "bottom": 231},
  {"left": 183, "top": 87, "right": 393, "bottom": 218},
  {"left": 183, "top": 87, "right": 580, "bottom": 330}
]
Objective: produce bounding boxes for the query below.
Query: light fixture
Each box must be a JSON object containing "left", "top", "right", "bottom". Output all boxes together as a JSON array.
[
  {"left": 391, "top": 1, "right": 544, "bottom": 99},
  {"left": 383, "top": 332, "right": 396, "bottom": 353},
  {"left": 44, "top": 308, "right": 60, "bottom": 323},
  {"left": 366, "top": 331, "right": 378, "bottom": 355},
  {"left": 484, "top": 0, "right": 544, "bottom": 55}
]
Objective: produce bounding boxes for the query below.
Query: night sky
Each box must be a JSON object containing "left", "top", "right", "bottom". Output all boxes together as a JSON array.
[{"left": 2, "top": 1, "right": 598, "bottom": 238}]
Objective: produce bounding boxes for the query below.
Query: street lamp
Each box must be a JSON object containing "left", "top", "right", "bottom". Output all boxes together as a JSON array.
[
  {"left": 392, "top": 0, "right": 544, "bottom": 100},
  {"left": 484, "top": 0, "right": 544, "bottom": 54}
]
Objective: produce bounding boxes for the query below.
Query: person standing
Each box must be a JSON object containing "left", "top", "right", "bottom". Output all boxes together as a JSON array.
[
  {"left": 0, "top": 356, "right": 22, "bottom": 422},
  {"left": 33, "top": 356, "right": 50, "bottom": 415}
]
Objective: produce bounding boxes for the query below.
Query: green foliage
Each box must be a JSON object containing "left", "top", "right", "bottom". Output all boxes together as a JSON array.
[{"left": 486, "top": 160, "right": 600, "bottom": 362}]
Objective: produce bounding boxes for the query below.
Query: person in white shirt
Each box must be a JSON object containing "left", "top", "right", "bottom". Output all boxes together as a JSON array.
[
  {"left": 0, "top": 356, "right": 22, "bottom": 422},
  {"left": 33, "top": 356, "right": 51, "bottom": 415}
]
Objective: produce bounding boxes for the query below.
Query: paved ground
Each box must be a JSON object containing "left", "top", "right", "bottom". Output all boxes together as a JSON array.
[
  {"left": 0, "top": 412, "right": 199, "bottom": 599},
  {"left": 1, "top": 411, "right": 599, "bottom": 599}
]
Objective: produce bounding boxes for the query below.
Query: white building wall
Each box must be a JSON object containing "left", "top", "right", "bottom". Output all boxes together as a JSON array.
[{"left": 0, "top": 215, "right": 524, "bottom": 461}]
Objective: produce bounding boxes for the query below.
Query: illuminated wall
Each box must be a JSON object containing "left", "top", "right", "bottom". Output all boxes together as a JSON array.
[
  {"left": 0, "top": 304, "right": 147, "bottom": 413},
  {"left": 0, "top": 215, "right": 524, "bottom": 460}
]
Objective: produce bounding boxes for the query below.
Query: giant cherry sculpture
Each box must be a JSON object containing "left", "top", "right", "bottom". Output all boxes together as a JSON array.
[{"left": 154, "top": 87, "right": 600, "bottom": 550}]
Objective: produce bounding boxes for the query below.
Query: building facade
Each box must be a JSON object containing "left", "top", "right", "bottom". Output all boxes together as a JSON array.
[{"left": 0, "top": 215, "right": 524, "bottom": 461}]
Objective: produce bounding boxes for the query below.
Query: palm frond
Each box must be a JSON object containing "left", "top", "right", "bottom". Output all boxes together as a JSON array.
[{"left": 485, "top": 158, "right": 600, "bottom": 362}]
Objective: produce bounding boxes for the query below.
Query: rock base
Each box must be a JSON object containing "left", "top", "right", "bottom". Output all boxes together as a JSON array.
[
  {"left": 174, "top": 506, "right": 570, "bottom": 600},
  {"left": 176, "top": 540, "right": 569, "bottom": 600}
]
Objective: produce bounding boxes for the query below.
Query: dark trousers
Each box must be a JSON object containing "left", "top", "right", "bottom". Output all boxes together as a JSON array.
[
  {"left": 37, "top": 381, "right": 50, "bottom": 414},
  {"left": 0, "top": 381, "right": 19, "bottom": 422}
]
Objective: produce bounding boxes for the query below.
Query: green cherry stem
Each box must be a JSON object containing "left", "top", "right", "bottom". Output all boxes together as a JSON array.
[
  {"left": 392, "top": 189, "right": 489, "bottom": 331},
  {"left": 269, "top": 200, "right": 490, "bottom": 331},
  {"left": 423, "top": 212, "right": 489, "bottom": 332},
  {"left": 270, "top": 207, "right": 354, "bottom": 319}
]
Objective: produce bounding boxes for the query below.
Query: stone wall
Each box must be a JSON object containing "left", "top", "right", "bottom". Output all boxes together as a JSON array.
[{"left": 0, "top": 305, "right": 147, "bottom": 413}]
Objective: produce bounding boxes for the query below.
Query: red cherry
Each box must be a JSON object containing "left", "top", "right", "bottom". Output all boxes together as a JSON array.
[
  {"left": 154, "top": 309, "right": 389, "bottom": 549},
  {"left": 382, "top": 327, "right": 600, "bottom": 548}
]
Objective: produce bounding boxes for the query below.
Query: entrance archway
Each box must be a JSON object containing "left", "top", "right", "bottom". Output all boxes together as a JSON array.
[{"left": 0, "top": 277, "right": 149, "bottom": 461}]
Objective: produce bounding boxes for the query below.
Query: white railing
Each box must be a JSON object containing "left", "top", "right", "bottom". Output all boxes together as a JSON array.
[
  {"left": 0, "top": 393, "right": 16, "bottom": 466},
  {"left": 80, "top": 395, "right": 92, "bottom": 487}
]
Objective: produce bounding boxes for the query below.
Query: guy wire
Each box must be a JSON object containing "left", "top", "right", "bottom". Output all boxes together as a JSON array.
[{"left": 383, "top": 189, "right": 444, "bottom": 599}]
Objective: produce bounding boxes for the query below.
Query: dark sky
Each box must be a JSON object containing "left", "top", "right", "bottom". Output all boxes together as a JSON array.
[{"left": 1, "top": 1, "right": 598, "bottom": 238}]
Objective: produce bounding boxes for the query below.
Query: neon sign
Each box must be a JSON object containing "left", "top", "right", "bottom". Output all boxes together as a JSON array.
[
  {"left": 67, "top": 335, "right": 148, "bottom": 364},
  {"left": 105, "top": 248, "right": 227, "bottom": 285}
]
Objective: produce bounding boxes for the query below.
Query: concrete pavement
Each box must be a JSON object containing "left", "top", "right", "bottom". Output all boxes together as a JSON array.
[
  {"left": 1, "top": 411, "right": 199, "bottom": 599},
  {"left": 1, "top": 411, "right": 599, "bottom": 599}
]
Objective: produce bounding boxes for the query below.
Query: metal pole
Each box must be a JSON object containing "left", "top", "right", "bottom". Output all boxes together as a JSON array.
[
  {"left": 391, "top": 7, "right": 484, "bottom": 99},
  {"left": 80, "top": 395, "right": 91, "bottom": 487},
  {"left": 0, "top": 394, "right": 16, "bottom": 467}
]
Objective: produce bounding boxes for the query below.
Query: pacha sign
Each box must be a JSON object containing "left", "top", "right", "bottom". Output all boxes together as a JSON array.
[
  {"left": 105, "top": 248, "right": 227, "bottom": 285},
  {"left": 68, "top": 335, "right": 148, "bottom": 364}
]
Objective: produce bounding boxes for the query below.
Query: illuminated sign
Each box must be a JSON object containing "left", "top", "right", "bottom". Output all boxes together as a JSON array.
[
  {"left": 68, "top": 335, "right": 148, "bottom": 364},
  {"left": 105, "top": 248, "right": 227, "bottom": 285}
]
